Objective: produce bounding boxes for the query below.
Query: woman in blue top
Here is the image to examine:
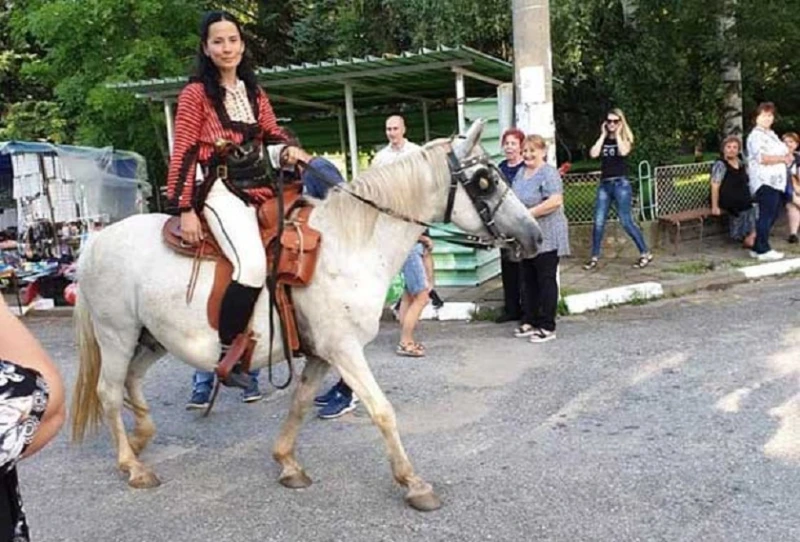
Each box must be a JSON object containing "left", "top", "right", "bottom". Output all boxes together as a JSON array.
[
  {"left": 584, "top": 108, "right": 653, "bottom": 270},
  {"left": 511, "top": 135, "right": 570, "bottom": 344}
]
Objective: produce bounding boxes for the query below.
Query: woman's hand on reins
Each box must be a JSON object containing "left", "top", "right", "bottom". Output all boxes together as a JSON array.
[
  {"left": 180, "top": 209, "right": 204, "bottom": 245},
  {"left": 280, "top": 145, "right": 311, "bottom": 167}
]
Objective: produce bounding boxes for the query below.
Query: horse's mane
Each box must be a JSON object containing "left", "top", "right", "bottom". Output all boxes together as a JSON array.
[{"left": 317, "top": 145, "right": 451, "bottom": 246}]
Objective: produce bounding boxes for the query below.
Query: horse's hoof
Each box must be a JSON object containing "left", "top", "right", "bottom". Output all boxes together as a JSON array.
[
  {"left": 405, "top": 486, "right": 441, "bottom": 512},
  {"left": 279, "top": 470, "right": 312, "bottom": 489},
  {"left": 128, "top": 469, "right": 161, "bottom": 489}
]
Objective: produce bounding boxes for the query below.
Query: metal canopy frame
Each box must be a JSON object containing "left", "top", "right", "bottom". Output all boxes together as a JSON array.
[{"left": 111, "top": 45, "right": 512, "bottom": 178}]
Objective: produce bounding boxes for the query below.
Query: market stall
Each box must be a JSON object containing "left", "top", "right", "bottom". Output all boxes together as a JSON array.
[{"left": 0, "top": 141, "right": 150, "bottom": 313}]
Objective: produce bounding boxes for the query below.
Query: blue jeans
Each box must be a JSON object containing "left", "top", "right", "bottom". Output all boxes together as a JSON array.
[
  {"left": 301, "top": 157, "right": 344, "bottom": 199},
  {"left": 591, "top": 177, "right": 648, "bottom": 257},
  {"left": 192, "top": 369, "right": 260, "bottom": 392},
  {"left": 753, "top": 185, "right": 783, "bottom": 254}
]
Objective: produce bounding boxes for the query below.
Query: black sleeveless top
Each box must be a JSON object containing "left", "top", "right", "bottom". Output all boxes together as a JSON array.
[
  {"left": 600, "top": 137, "right": 627, "bottom": 179},
  {"left": 717, "top": 159, "right": 752, "bottom": 214}
]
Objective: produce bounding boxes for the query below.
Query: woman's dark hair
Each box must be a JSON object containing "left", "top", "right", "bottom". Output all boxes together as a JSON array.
[{"left": 190, "top": 11, "right": 260, "bottom": 108}]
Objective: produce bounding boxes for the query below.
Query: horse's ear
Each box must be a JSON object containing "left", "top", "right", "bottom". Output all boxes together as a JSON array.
[{"left": 453, "top": 119, "right": 485, "bottom": 158}]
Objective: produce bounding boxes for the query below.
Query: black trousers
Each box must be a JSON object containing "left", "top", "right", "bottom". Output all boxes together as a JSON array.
[
  {"left": 499, "top": 250, "right": 521, "bottom": 318},
  {"left": 520, "top": 250, "right": 560, "bottom": 332}
]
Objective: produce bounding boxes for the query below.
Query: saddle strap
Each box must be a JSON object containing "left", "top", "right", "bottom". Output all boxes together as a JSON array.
[{"left": 185, "top": 239, "right": 208, "bottom": 304}]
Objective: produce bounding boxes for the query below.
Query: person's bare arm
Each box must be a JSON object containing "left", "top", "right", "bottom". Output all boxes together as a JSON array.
[
  {"left": 589, "top": 129, "right": 605, "bottom": 159},
  {"left": 618, "top": 138, "right": 632, "bottom": 156},
  {"left": 0, "top": 296, "right": 65, "bottom": 458},
  {"left": 530, "top": 194, "right": 564, "bottom": 218},
  {"left": 711, "top": 182, "right": 721, "bottom": 215}
]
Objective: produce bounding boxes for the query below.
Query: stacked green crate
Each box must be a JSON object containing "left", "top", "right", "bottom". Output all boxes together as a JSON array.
[{"left": 430, "top": 97, "right": 502, "bottom": 287}]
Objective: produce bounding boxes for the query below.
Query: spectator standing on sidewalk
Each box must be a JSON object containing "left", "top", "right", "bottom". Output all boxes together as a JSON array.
[
  {"left": 710, "top": 135, "right": 756, "bottom": 249},
  {"left": 511, "top": 135, "right": 570, "bottom": 344},
  {"left": 745, "top": 102, "right": 793, "bottom": 261},
  {"left": 495, "top": 128, "right": 526, "bottom": 324},
  {"left": 583, "top": 108, "right": 653, "bottom": 271},
  {"left": 780, "top": 132, "right": 800, "bottom": 243}
]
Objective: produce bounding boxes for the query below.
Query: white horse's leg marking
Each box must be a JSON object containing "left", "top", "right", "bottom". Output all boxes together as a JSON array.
[
  {"left": 273, "top": 356, "right": 329, "bottom": 488},
  {"left": 125, "top": 346, "right": 162, "bottom": 457},
  {"left": 331, "top": 340, "right": 441, "bottom": 511},
  {"left": 95, "top": 330, "right": 161, "bottom": 489}
]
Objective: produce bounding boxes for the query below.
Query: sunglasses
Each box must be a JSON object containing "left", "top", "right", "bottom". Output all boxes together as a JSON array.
[{"left": 606, "top": 119, "right": 621, "bottom": 124}]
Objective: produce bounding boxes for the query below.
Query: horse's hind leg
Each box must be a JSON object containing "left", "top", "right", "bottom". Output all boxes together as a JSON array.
[
  {"left": 273, "top": 355, "right": 329, "bottom": 488},
  {"left": 95, "top": 332, "right": 161, "bottom": 489},
  {"left": 125, "top": 345, "right": 164, "bottom": 457},
  {"left": 331, "top": 342, "right": 441, "bottom": 512}
]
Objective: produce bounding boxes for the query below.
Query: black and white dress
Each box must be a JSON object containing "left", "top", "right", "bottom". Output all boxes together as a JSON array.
[{"left": 0, "top": 360, "right": 49, "bottom": 542}]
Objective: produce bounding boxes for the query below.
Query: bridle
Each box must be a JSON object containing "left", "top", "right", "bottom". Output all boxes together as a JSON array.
[
  {"left": 442, "top": 149, "right": 515, "bottom": 247},
  {"left": 296, "top": 142, "right": 517, "bottom": 250}
]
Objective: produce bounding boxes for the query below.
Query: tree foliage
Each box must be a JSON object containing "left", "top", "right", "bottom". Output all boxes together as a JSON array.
[{"left": 1, "top": 0, "right": 798, "bottom": 190}]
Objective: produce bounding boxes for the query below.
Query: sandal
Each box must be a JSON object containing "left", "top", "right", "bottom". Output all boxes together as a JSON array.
[
  {"left": 396, "top": 342, "right": 425, "bottom": 357},
  {"left": 513, "top": 324, "right": 537, "bottom": 338},
  {"left": 633, "top": 253, "right": 654, "bottom": 269},
  {"left": 583, "top": 257, "right": 599, "bottom": 271}
]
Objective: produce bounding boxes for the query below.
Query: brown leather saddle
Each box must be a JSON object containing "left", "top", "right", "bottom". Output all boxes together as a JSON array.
[{"left": 161, "top": 183, "right": 321, "bottom": 365}]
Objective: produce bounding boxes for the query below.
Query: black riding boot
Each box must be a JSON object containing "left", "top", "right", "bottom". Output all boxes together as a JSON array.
[{"left": 218, "top": 281, "right": 262, "bottom": 389}]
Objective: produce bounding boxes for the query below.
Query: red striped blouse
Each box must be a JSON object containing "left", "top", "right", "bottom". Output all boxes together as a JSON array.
[{"left": 165, "top": 82, "right": 287, "bottom": 211}]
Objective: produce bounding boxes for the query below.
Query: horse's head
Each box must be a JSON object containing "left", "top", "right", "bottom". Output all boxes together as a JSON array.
[{"left": 430, "top": 120, "right": 543, "bottom": 257}]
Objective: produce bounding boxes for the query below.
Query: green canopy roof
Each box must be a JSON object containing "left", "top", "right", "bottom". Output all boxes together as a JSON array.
[{"left": 109, "top": 45, "right": 511, "bottom": 112}]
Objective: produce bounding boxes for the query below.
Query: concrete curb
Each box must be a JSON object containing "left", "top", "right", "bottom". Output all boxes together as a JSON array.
[{"left": 560, "top": 257, "right": 800, "bottom": 315}]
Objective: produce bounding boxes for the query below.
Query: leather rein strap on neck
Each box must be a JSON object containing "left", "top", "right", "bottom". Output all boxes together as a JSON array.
[
  {"left": 266, "top": 168, "right": 294, "bottom": 390},
  {"left": 297, "top": 149, "right": 512, "bottom": 250}
]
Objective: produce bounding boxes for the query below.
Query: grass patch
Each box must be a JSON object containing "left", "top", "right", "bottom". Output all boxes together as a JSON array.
[
  {"left": 664, "top": 260, "right": 713, "bottom": 275},
  {"left": 470, "top": 305, "right": 500, "bottom": 321},
  {"left": 728, "top": 259, "right": 754, "bottom": 269},
  {"left": 557, "top": 287, "right": 584, "bottom": 316}
]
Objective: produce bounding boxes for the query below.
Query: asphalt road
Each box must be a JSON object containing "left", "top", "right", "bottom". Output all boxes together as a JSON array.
[{"left": 18, "top": 278, "right": 800, "bottom": 542}]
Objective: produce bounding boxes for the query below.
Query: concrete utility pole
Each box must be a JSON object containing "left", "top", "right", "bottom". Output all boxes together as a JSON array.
[
  {"left": 720, "top": 0, "right": 743, "bottom": 137},
  {"left": 512, "top": 0, "right": 556, "bottom": 163}
]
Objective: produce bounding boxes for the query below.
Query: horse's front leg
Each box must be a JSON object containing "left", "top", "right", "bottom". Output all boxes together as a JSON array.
[
  {"left": 273, "top": 355, "right": 329, "bottom": 488},
  {"left": 332, "top": 342, "right": 441, "bottom": 512}
]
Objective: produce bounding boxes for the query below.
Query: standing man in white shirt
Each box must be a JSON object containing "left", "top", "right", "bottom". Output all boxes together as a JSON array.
[{"left": 372, "top": 115, "right": 422, "bottom": 166}]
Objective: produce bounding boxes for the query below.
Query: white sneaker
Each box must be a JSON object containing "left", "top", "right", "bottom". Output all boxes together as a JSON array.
[
  {"left": 749, "top": 250, "right": 759, "bottom": 259},
  {"left": 757, "top": 250, "right": 784, "bottom": 262}
]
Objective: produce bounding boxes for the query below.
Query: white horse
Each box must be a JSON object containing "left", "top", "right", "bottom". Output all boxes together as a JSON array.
[{"left": 70, "top": 121, "right": 542, "bottom": 511}]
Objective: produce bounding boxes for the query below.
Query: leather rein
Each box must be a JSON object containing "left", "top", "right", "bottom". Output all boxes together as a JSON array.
[{"left": 296, "top": 147, "right": 516, "bottom": 250}]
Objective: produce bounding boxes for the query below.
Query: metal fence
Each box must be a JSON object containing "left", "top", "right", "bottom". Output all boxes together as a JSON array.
[
  {"left": 562, "top": 160, "right": 714, "bottom": 223},
  {"left": 652, "top": 161, "right": 714, "bottom": 217}
]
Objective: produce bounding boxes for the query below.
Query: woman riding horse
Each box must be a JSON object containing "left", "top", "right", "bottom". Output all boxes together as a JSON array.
[{"left": 166, "top": 11, "right": 304, "bottom": 389}]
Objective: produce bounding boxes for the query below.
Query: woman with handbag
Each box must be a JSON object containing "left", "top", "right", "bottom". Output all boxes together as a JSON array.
[
  {"left": 166, "top": 10, "right": 305, "bottom": 389},
  {"left": 710, "top": 135, "right": 756, "bottom": 248}
]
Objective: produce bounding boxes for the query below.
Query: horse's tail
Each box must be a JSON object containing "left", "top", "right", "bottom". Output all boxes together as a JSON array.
[{"left": 70, "top": 289, "right": 104, "bottom": 443}]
